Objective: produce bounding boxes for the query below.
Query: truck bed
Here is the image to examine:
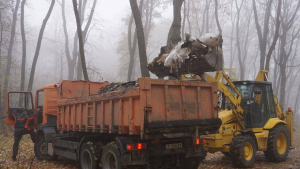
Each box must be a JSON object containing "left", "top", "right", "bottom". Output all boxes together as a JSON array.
[{"left": 57, "top": 78, "right": 221, "bottom": 139}]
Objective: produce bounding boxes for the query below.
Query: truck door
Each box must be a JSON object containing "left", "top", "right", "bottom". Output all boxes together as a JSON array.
[{"left": 6, "top": 92, "right": 34, "bottom": 125}]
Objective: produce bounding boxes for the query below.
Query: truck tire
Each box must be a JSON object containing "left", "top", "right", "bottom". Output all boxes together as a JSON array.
[
  {"left": 229, "top": 135, "right": 256, "bottom": 168},
  {"left": 264, "top": 125, "right": 290, "bottom": 162},
  {"left": 80, "top": 142, "right": 103, "bottom": 169},
  {"left": 102, "top": 142, "right": 122, "bottom": 169},
  {"left": 34, "top": 136, "right": 58, "bottom": 161}
]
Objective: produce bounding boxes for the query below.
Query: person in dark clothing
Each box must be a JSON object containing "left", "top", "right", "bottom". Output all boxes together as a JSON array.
[{"left": 12, "top": 108, "right": 40, "bottom": 161}]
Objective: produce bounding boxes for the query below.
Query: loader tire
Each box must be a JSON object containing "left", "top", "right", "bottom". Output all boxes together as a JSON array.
[
  {"left": 80, "top": 142, "right": 103, "bottom": 169},
  {"left": 102, "top": 142, "right": 122, "bottom": 169},
  {"left": 229, "top": 135, "right": 256, "bottom": 168},
  {"left": 34, "top": 136, "right": 58, "bottom": 161},
  {"left": 264, "top": 125, "right": 290, "bottom": 162}
]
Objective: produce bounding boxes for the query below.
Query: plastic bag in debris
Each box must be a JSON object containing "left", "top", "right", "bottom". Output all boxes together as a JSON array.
[
  {"left": 164, "top": 42, "right": 190, "bottom": 67},
  {"left": 199, "top": 33, "right": 220, "bottom": 48}
]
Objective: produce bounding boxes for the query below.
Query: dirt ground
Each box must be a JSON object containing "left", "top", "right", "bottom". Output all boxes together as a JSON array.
[{"left": 0, "top": 127, "right": 299, "bottom": 169}]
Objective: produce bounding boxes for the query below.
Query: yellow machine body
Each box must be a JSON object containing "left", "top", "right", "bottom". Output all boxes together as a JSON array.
[{"left": 197, "top": 70, "right": 293, "bottom": 153}]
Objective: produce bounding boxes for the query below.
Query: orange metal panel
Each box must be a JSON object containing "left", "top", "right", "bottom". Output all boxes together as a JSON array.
[
  {"left": 58, "top": 80, "right": 108, "bottom": 100},
  {"left": 56, "top": 78, "right": 218, "bottom": 137}
]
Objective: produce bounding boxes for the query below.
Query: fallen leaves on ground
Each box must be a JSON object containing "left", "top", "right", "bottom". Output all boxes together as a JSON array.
[
  {"left": 0, "top": 127, "right": 299, "bottom": 169},
  {"left": 0, "top": 133, "right": 78, "bottom": 169}
]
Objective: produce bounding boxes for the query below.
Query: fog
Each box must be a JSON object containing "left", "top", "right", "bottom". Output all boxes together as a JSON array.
[{"left": 1, "top": 0, "right": 300, "bottom": 122}]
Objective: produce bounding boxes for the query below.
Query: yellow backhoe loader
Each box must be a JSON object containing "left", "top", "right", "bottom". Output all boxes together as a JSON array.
[{"left": 196, "top": 70, "right": 294, "bottom": 167}]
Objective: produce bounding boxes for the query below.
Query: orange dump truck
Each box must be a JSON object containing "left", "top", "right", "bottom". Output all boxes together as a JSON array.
[{"left": 6, "top": 78, "right": 221, "bottom": 169}]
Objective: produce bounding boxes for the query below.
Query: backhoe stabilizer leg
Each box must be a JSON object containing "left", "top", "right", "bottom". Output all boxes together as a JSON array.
[{"left": 286, "top": 108, "right": 294, "bottom": 149}]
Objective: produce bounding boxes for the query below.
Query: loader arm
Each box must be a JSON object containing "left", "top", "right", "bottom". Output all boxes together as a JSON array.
[{"left": 200, "top": 71, "right": 245, "bottom": 129}]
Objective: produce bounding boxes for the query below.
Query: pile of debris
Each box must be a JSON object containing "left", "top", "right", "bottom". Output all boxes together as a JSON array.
[
  {"left": 147, "top": 33, "right": 224, "bottom": 78},
  {"left": 98, "top": 81, "right": 139, "bottom": 94}
]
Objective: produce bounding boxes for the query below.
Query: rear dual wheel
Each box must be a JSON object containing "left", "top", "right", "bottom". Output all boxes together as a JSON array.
[
  {"left": 229, "top": 135, "right": 257, "bottom": 168},
  {"left": 80, "top": 142, "right": 103, "bottom": 169},
  {"left": 102, "top": 142, "right": 122, "bottom": 169}
]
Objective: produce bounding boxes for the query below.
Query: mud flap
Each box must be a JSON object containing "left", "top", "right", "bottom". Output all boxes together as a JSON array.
[
  {"left": 42, "top": 126, "right": 56, "bottom": 154},
  {"left": 42, "top": 126, "right": 56, "bottom": 143}
]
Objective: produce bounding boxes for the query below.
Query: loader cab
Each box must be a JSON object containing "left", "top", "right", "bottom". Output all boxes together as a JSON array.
[{"left": 224, "top": 81, "right": 277, "bottom": 128}]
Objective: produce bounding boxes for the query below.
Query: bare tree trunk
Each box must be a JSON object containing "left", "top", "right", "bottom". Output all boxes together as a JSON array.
[
  {"left": 129, "top": 0, "right": 150, "bottom": 77},
  {"left": 0, "top": 9, "right": 6, "bottom": 136},
  {"left": 127, "top": 15, "right": 135, "bottom": 81},
  {"left": 214, "top": 0, "right": 222, "bottom": 35},
  {"left": 265, "top": 0, "right": 281, "bottom": 71},
  {"left": 252, "top": 0, "right": 272, "bottom": 70},
  {"left": 205, "top": 0, "right": 211, "bottom": 33},
  {"left": 235, "top": 1, "right": 244, "bottom": 80},
  {"left": 127, "top": 0, "right": 144, "bottom": 81},
  {"left": 3, "top": 0, "right": 20, "bottom": 103},
  {"left": 72, "top": 0, "right": 89, "bottom": 81},
  {"left": 187, "top": 0, "right": 191, "bottom": 34},
  {"left": 27, "top": 0, "right": 55, "bottom": 91},
  {"left": 2, "top": 0, "right": 20, "bottom": 127},
  {"left": 60, "top": 0, "right": 73, "bottom": 80},
  {"left": 20, "top": 0, "right": 27, "bottom": 92},
  {"left": 76, "top": 0, "right": 97, "bottom": 80},
  {"left": 181, "top": 0, "right": 186, "bottom": 39},
  {"left": 167, "top": 0, "right": 184, "bottom": 45},
  {"left": 145, "top": 0, "right": 153, "bottom": 47}
]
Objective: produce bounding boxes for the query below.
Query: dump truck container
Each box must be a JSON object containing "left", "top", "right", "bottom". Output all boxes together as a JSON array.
[{"left": 57, "top": 78, "right": 220, "bottom": 139}]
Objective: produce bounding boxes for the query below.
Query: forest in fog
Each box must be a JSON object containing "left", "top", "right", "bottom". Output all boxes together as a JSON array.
[{"left": 0, "top": 0, "right": 300, "bottom": 129}]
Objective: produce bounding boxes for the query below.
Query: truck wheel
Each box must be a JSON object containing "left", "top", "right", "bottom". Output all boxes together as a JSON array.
[
  {"left": 102, "top": 142, "right": 122, "bottom": 169},
  {"left": 229, "top": 135, "right": 256, "bottom": 168},
  {"left": 264, "top": 125, "right": 290, "bottom": 162},
  {"left": 34, "top": 136, "right": 58, "bottom": 161},
  {"left": 80, "top": 142, "right": 103, "bottom": 169}
]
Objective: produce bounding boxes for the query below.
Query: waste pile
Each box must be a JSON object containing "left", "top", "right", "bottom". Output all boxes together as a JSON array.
[
  {"left": 147, "top": 33, "right": 224, "bottom": 78},
  {"left": 98, "top": 81, "right": 139, "bottom": 94}
]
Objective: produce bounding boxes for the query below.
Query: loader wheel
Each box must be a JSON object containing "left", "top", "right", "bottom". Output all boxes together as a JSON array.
[
  {"left": 80, "top": 142, "right": 103, "bottom": 169},
  {"left": 34, "top": 136, "right": 58, "bottom": 161},
  {"left": 264, "top": 125, "right": 290, "bottom": 162},
  {"left": 229, "top": 135, "right": 256, "bottom": 168},
  {"left": 102, "top": 142, "right": 122, "bottom": 169}
]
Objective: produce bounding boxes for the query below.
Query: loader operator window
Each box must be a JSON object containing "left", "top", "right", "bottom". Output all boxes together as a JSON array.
[
  {"left": 252, "top": 86, "right": 268, "bottom": 127},
  {"left": 234, "top": 84, "right": 252, "bottom": 111},
  {"left": 266, "top": 85, "right": 277, "bottom": 118}
]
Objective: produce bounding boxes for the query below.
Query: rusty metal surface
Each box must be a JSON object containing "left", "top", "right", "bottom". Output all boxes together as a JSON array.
[
  {"left": 57, "top": 80, "right": 109, "bottom": 100},
  {"left": 57, "top": 78, "right": 219, "bottom": 138}
]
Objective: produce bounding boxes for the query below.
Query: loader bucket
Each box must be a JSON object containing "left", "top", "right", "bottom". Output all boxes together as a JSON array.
[{"left": 147, "top": 34, "right": 224, "bottom": 78}]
